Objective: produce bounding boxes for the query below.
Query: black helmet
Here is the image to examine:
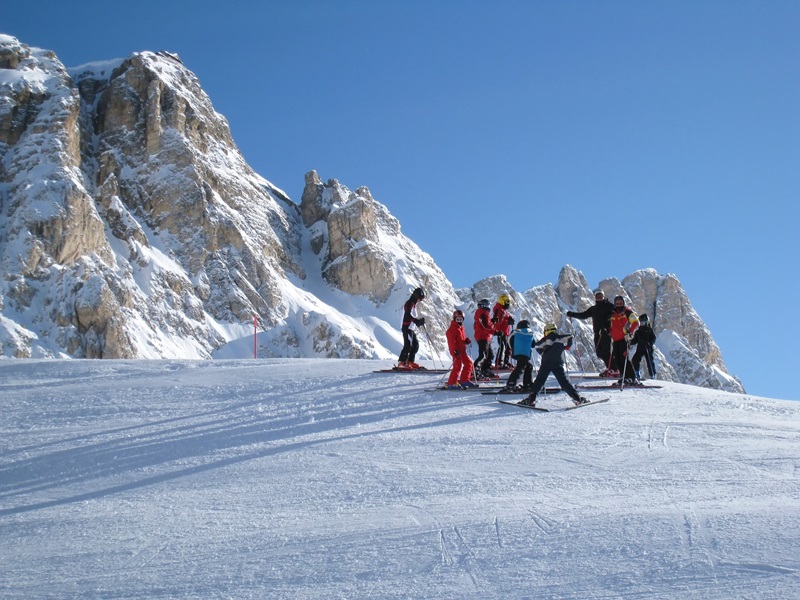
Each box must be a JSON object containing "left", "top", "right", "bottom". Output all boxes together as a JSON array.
[
  {"left": 413, "top": 287, "right": 425, "bottom": 299},
  {"left": 477, "top": 298, "right": 490, "bottom": 309},
  {"left": 517, "top": 320, "right": 530, "bottom": 329},
  {"left": 613, "top": 295, "right": 625, "bottom": 305},
  {"left": 639, "top": 313, "right": 649, "bottom": 323}
]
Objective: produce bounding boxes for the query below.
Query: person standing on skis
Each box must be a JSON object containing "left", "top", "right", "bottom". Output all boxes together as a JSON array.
[
  {"left": 445, "top": 309, "right": 476, "bottom": 389},
  {"left": 566, "top": 289, "right": 615, "bottom": 376},
  {"left": 608, "top": 295, "right": 640, "bottom": 385},
  {"left": 503, "top": 320, "right": 535, "bottom": 392},
  {"left": 493, "top": 294, "right": 514, "bottom": 370},
  {"left": 630, "top": 313, "right": 657, "bottom": 379},
  {"left": 473, "top": 298, "right": 496, "bottom": 378},
  {"left": 396, "top": 287, "right": 426, "bottom": 370},
  {"left": 519, "top": 323, "right": 587, "bottom": 407}
]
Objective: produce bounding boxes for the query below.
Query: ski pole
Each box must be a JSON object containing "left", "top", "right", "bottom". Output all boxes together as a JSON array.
[
  {"left": 420, "top": 324, "right": 440, "bottom": 370},
  {"left": 619, "top": 337, "right": 631, "bottom": 392},
  {"left": 566, "top": 318, "right": 587, "bottom": 376},
  {"left": 466, "top": 341, "right": 479, "bottom": 385},
  {"left": 646, "top": 345, "right": 657, "bottom": 378}
]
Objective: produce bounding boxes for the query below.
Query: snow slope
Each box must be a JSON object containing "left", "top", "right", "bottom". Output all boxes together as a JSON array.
[{"left": 1, "top": 359, "right": 798, "bottom": 599}]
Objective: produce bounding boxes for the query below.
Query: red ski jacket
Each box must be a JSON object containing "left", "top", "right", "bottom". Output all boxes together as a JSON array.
[
  {"left": 492, "top": 302, "right": 512, "bottom": 335},
  {"left": 608, "top": 307, "right": 639, "bottom": 342},
  {"left": 446, "top": 321, "right": 470, "bottom": 355},
  {"left": 473, "top": 307, "right": 494, "bottom": 342}
]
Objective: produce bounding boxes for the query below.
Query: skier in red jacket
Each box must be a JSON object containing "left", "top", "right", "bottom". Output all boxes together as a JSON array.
[
  {"left": 445, "top": 310, "right": 476, "bottom": 389},
  {"left": 492, "top": 294, "right": 514, "bottom": 370},
  {"left": 608, "top": 295, "right": 640, "bottom": 385},
  {"left": 473, "top": 298, "right": 496, "bottom": 378}
]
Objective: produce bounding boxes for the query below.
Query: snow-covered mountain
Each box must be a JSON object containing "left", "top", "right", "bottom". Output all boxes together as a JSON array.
[{"left": 0, "top": 35, "right": 742, "bottom": 393}]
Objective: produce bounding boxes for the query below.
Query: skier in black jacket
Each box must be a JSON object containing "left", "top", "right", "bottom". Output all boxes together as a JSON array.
[
  {"left": 396, "top": 287, "right": 426, "bottom": 370},
  {"left": 630, "top": 313, "right": 657, "bottom": 379},
  {"left": 566, "top": 289, "right": 615, "bottom": 375},
  {"left": 519, "top": 324, "right": 587, "bottom": 407}
]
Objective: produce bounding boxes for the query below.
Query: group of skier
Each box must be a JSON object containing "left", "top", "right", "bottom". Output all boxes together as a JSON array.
[
  {"left": 566, "top": 288, "right": 657, "bottom": 382},
  {"left": 396, "top": 286, "right": 658, "bottom": 408}
]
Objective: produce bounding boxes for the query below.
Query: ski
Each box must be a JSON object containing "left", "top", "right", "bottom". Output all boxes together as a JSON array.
[
  {"left": 498, "top": 397, "right": 610, "bottom": 412},
  {"left": 563, "top": 397, "right": 610, "bottom": 410},
  {"left": 427, "top": 386, "right": 505, "bottom": 392},
  {"left": 577, "top": 384, "right": 662, "bottom": 390},
  {"left": 498, "top": 399, "right": 549, "bottom": 411},
  {"left": 482, "top": 387, "right": 564, "bottom": 396},
  {"left": 373, "top": 368, "right": 451, "bottom": 374}
]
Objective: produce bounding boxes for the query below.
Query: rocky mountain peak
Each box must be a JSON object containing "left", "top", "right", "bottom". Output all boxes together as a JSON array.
[{"left": 0, "top": 35, "right": 742, "bottom": 393}]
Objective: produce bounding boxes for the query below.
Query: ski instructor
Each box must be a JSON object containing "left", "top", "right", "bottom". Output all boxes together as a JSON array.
[{"left": 566, "top": 289, "right": 615, "bottom": 376}]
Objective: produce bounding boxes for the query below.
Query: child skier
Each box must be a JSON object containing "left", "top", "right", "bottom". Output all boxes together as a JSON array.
[
  {"left": 473, "top": 298, "right": 496, "bottom": 378},
  {"left": 503, "top": 320, "right": 535, "bottom": 391},
  {"left": 445, "top": 310, "right": 476, "bottom": 389},
  {"left": 519, "top": 323, "right": 588, "bottom": 407},
  {"left": 630, "top": 313, "right": 657, "bottom": 379},
  {"left": 492, "top": 294, "right": 514, "bottom": 370}
]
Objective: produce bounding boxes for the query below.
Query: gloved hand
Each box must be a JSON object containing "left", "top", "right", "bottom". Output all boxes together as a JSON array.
[
  {"left": 416, "top": 317, "right": 425, "bottom": 326},
  {"left": 453, "top": 350, "right": 460, "bottom": 356},
  {"left": 566, "top": 311, "right": 575, "bottom": 318},
  {"left": 508, "top": 317, "right": 515, "bottom": 326},
  {"left": 465, "top": 337, "right": 472, "bottom": 345},
  {"left": 624, "top": 332, "right": 633, "bottom": 342}
]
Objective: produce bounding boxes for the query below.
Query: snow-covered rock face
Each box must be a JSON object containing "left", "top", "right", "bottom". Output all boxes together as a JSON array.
[{"left": 0, "top": 35, "right": 741, "bottom": 392}]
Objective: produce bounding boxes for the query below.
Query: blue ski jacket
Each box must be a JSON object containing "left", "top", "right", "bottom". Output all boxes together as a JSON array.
[{"left": 510, "top": 327, "right": 535, "bottom": 358}]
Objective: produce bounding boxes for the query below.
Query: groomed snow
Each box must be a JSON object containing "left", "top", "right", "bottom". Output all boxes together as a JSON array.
[{"left": 1, "top": 359, "right": 798, "bottom": 598}]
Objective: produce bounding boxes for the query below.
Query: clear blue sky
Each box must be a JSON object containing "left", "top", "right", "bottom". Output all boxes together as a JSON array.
[{"left": 6, "top": 1, "right": 800, "bottom": 400}]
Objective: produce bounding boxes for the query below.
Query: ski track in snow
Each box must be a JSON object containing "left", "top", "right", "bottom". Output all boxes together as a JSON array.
[{"left": 1, "top": 358, "right": 799, "bottom": 599}]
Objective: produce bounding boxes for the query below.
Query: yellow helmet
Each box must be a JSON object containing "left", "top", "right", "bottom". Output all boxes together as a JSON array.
[
  {"left": 544, "top": 323, "right": 557, "bottom": 336},
  {"left": 498, "top": 293, "right": 511, "bottom": 306}
]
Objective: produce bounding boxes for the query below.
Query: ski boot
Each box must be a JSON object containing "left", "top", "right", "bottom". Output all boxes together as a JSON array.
[
  {"left": 518, "top": 394, "right": 536, "bottom": 407},
  {"left": 572, "top": 396, "right": 589, "bottom": 406}
]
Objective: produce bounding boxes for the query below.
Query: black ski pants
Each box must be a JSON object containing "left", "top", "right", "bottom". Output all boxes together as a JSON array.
[
  {"left": 474, "top": 339, "right": 494, "bottom": 373},
  {"left": 632, "top": 344, "right": 656, "bottom": 377},
  {"left": 506, "top": 355, "right": 533, "bottom": 388},
  {"left": 530, "top": 359, "right": 581, "bottom": 402},
  {"left": 398, "top": 327, "right": 419, "bottom": 363}
]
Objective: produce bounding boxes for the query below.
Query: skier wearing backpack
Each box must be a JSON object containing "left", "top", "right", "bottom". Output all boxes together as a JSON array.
[
  {"left": 503, "top": 320, "right": 535, "bottom": 392},
  {"left": 519, "top": 324, "right": 588, "bottom": 407}
]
